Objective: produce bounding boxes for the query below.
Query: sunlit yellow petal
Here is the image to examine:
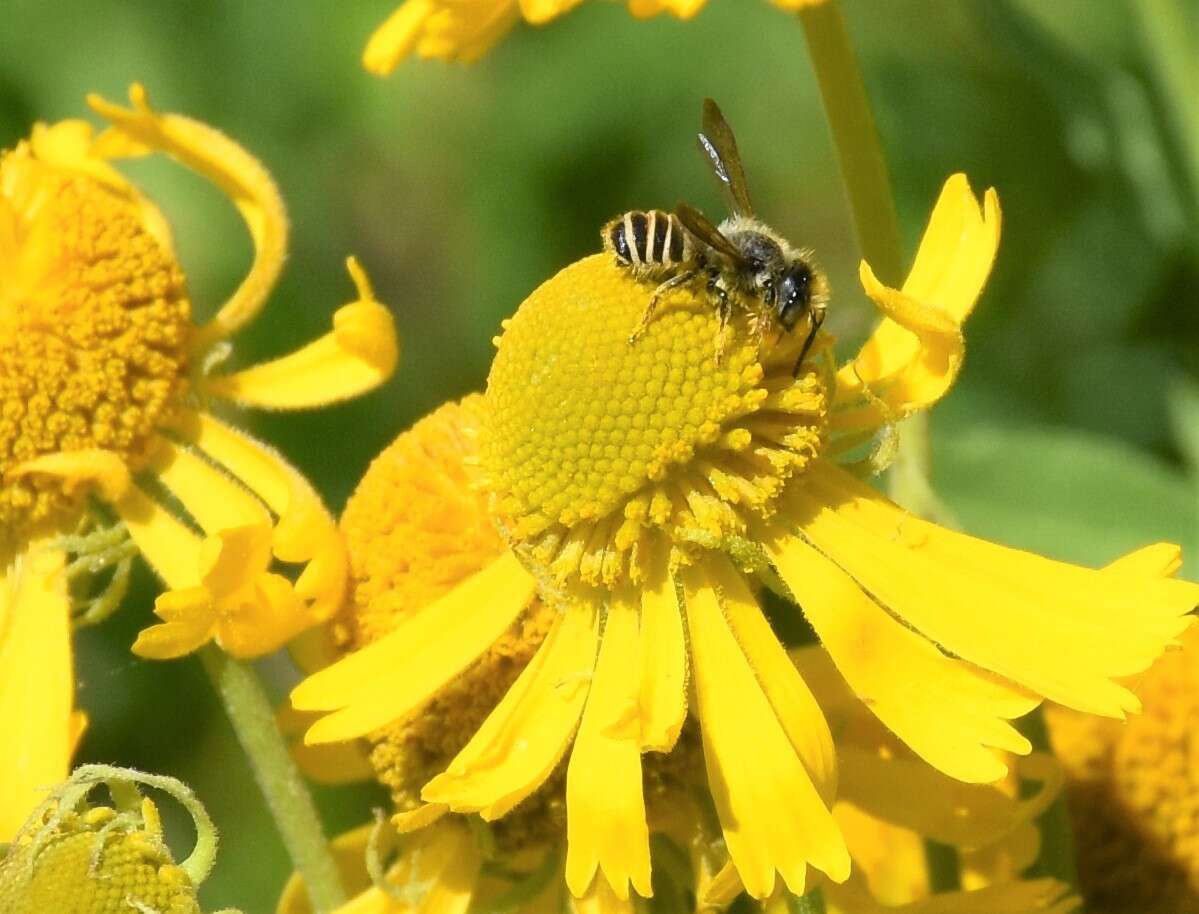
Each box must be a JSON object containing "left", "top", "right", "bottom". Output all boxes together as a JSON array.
[
  {"left": 682, "top": 562, "right": 849, "bottom": 898},
  {"left": 363, "top": 0, "right": 438, "bottom": 75},
  {"left": 205, "top": 257, "right": 398, "bottom": 410},
  {"left": 0, "top": 545, "right": 72, "bottom": 840},
  {"left": 626, "top": 0, "right": 706, "bottom": 18},
  {"left": 294, "top": 552, "right": 536, "bottom": 742},
  {"left": 422, "top": 604, "right": 596, "bottom": 818},
  {"left": 797, "top": 461, "right": 1196, "bottom": 717},
  {"left": 130, "top": 585, "right": 216, "bottom": 659},
  {"left": 706, "top": 554, "right": 837, "bottom": 800},
  {"left": 518, "top": 0, "right": 583, "bottom": 26},
  {"left": 765, "top": 521, "right": 1036, "bottom": 783},
  {"left": 832, "top": 174, "right": 1000, "bottom": 431},
  {"left": 565, "top": 595, "right": 651, "bottom": 900},
  {"left": 1103, "top": 541, "right": 1183, "bottom": 577},
  {"left": 637, "top": 557, "right": 687, "bottom": 753},
  {"left": 569, "top": 875, "right": 636, "bottom": 914},
  {"left": 88, "top": 83, "right": 287, "bottom": 347}
]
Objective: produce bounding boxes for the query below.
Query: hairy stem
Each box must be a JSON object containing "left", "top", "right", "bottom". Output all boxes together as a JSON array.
[{"left": 200, "top": 645, "right": 345, "bottom": 912}]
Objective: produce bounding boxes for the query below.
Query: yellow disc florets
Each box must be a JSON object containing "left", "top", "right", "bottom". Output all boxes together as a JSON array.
[
  {"left": 0, "top": 141, "right": 191, "bottom": 536},
  {"left": 0, "top": 792, "right": 199, "bottom": 914},
  {"left": 1050, "top": 627, "right": 1199, "bottom": 913},
  {"left": 338, "top": 396, "right": 558, "bottom": 839},
  {"left": 481, "top": 254, "right": 830, "bottom": 589}
]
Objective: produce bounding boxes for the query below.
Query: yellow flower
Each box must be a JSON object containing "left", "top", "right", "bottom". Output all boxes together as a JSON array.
[
  {"left": 293, "top": 173, "right": 1198, "bottom": 901},
  {"left": 782, "top": 648, "right": 1080, "bottom": 914},
  {"left": 1047, "top": 605, "right": 1199, "bottom": 913},
  {"left": 0, "top": 765, "right": 233, "bottom": 914},
  {"left": 365, "top": 0, "right": 770, "bottom": 73},
  {"left": 0, "top": 84, "right": 397, "bottom": 829}
]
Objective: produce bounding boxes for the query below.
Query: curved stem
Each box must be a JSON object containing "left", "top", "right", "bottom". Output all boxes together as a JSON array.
[{"left": 199, "top": 645, "right": 346, "bottom": 913}]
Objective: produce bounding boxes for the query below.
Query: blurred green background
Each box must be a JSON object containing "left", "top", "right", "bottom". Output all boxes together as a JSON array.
[{"left": 2, "top": 0, "right": 1195, "bottom": 909}]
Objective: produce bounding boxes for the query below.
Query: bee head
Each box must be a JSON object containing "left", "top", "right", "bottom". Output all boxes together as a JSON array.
[{"left": 775, "top": 262, "right": 813, "bottom": 331}]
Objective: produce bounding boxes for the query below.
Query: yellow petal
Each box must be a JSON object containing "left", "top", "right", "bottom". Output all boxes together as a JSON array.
[
  {"left": 113, "top": 482, "right": 206, "bottom": 590},
  {"left": 6, "top": 448, "right": 131, "bottom": 504},
  {"left": 422, "top": 603, "right": 596, "bottom": 818},
  {"left": 175, "top": 412, "right": 348, "bottom": 623},
  {"left": 797, "top": 461, "right": 1197, "bottom": 717},
  {"left": 362, "top": 0, "right": 437, "bottom": 75},
  {"left": 279, "top": 820, "right": 481, "bottom": 914},
  {"left": 277, "top": 698, "right": 375, "bottom": 785},
  {"left": 569, "top": 875, "right": 636, "bottom": 914},
  {"left": 293, "top": 552, "right": 536, "bottom": 742},
  {"left": 832, "top": 174, "right": 1000, "bottom": 432},
  {"left": 637, "top": 558, "right": 687, "bottom": 752},
  {"left": 518, "top": 0, "right": 584, "bottom": 25},
  {"left": 131, "top": 585, "right": 217, "bottom": 659},
  {"left": 1104, "top": 541, "right": 1183, "bottom": 577},
  {"left": 565, "top": 595, "right": 651, "bottom": 900},
  {"left": 215, "top": 568, "right": 309, "bottom": 658},
  {"left": 626, "top": 0, "right": 707, "bottom": 19},
  {"left": 205, "top": 257, "right": 398, "bottom": 409},
  {"left": 764, "top": 522, "right": 1036, "bottom": 784},
  {"left": 88, "top": 83, "right": 287, "bottom": 347},
  {"left": 149, "top": 439, "right": 272, "bottom": 533},
  {"left": 682, "top": 562, "right": 849, "bottom": 898},
  {"left": 823, "top": 873, "right": 1078, "bottom": 914},
  {"left": 706, "top": 554, "right": 837, "bottom": 801},
  {"left": 0, "top": 545, "right": 73, "bottom": 840}
]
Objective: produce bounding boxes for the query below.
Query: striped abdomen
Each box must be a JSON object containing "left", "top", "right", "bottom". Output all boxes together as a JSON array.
[{"left": 603, "top": 210, "right": 695, "bottom": 274}]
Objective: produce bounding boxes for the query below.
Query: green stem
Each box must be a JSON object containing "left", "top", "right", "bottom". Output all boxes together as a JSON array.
[
  {"left": 199, "top": 645, "right": 346, "bottom": 913},
  {"left": 797, "top": 0, "right": 904, "bottom": 286},
  {"left": 1017, "top": 708, "right": 1079, "bottom": 888},
  {"left": 922, "top": 839, "right": 962, "bottom": 893}
]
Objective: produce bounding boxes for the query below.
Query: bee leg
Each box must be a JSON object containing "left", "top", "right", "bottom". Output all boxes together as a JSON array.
[
  {"left": 792, "top": 307, "right": 826, "bottom": 377},
  {"left": 628, "top": 270, "right": 698, "bottom": 344},
  {"left": 711, "top": 283, "right": 732, "bottom": 364}
]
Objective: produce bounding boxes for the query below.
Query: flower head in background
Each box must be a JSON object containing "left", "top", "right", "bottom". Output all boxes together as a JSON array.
[
  {"left": 0, "top": 84, "right": 398, "bottom": 835},
  {"left": 0, "top": 765, "right": 236, "bottom": 913},
  {"left": 1048, "top": 620, "right": 1199, "bottom": 913},
  {"left": 293, "top": 170, "right": 1198, "bottom": 902}
]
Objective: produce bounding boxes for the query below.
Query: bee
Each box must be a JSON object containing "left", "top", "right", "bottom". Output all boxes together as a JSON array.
[{"left": 603, "top": 99, "right": 828, "bottom": 376}]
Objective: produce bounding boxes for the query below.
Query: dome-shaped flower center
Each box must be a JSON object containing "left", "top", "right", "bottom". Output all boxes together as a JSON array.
[
  {"left": 481, "top": 254, "right": 830, "bottom": 588},
  {"left": 338, "top": 396, "right": 561, "bottom": 844},
  {"left": 0, "top": 148, "right": 191, "bottom": 537},
  {"left": 0, "top": 805, "right": 199, "bottom": 914}
]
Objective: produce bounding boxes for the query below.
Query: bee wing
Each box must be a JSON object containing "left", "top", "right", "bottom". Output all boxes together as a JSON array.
[
  {"left": 675, "top": 202, "right": 746, "bottom": 265},
  {"left": 698, "top": 98, "right": 755, "bottom": 216}
]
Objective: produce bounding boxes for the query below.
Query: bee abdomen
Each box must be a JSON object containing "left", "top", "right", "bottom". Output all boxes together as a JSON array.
[{"left": 603, "top": 209, "right": 690, "bottom": 271}]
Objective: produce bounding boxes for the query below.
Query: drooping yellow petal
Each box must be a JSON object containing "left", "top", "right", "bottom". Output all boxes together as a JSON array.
[
  {"left": 130, "top": 585, "right": 217, "bottom": 659},
  {"left": 636, "top": 558, "right": 687, "bottom": 752},
  {"left": 294, "top": 552, "right": 536, "bottom": 742},
  {"left": 204, "top": 257, "right": 398, "bottom": 410},
  {"left": 175, "top": 412, "right": 348, "bottom": 623},
  {"left": 112, "top": 482, "right": 206, "bottom": 590},
  {"left": 682, "top": 562, "right": 850, "bottom": 898},
  {"left": 149, "top": 439, "right": 272, "bottom": 533},
  {"left": 705, "top": 554, "right": 837, "bottom": 800},
  {"left": 796, "top": 461, "right": 1197, "bottom": 717},
  {"left": 764, "top": 523, "right": 1036, "bottom": 784},
  {"left": 565, "top": 595, "right": 651, "bottom": 900},
  {"left": 0, "top": 545, "right": 73, "bottom": 840},
  {"left": 6, "top": 448, "right": 132, "bottom": 505},
  {"left": 88, "top": 83, "right": 287, "bottom": 347},
  {"left": 363, "top": 0, "right": 437, "bottom": 74},
  {"left": 422, "top": 603, "right": 596, "bottom": 818},
  {"left": 277, "top": 698, "right": 376, "bottom": 786},
  {"left": 832, "top": 174, "right": 1001, "bottom": 433}
]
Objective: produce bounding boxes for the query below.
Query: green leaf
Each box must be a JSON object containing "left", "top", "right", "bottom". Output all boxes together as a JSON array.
[{"left": 932, "top": 420, "right": 1198, "bottom": 578}]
